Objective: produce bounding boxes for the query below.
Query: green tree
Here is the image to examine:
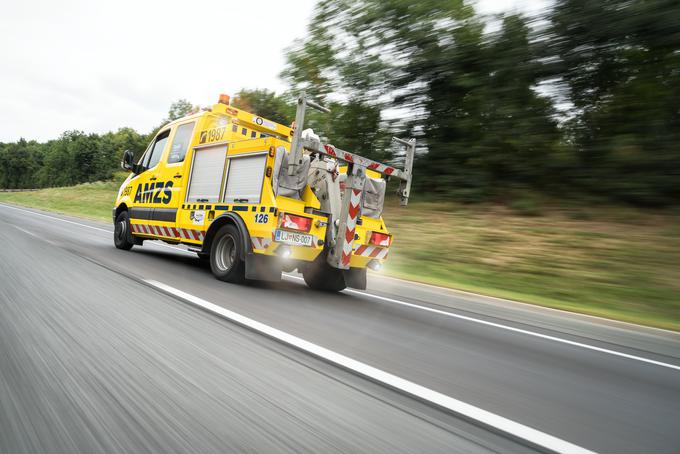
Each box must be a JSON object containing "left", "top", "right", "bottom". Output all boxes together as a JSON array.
[
  {"left": 281, "top": 0, "right": 399, "bottom": 160},
  {"left": 322, "top": 99, "right": 389, "bottom": 161},
  {"left": 40, "top": 131, "right": 103, "bottom": 186},
  {"left": 232, "top": 89, "right": 295, "bottom": 125},
  {"left": 101, "top": 127, "right": 148, "bottom": 168},
  {"left": 0, "top": 139, "right": 43, "bottom": 189},
  {"left": 548, "top": 0, "right": 680, "bottom": 205},
  {"left": 147, "top": 99, "right": 200, "bottom": 141},
  {"left": 166, "top": 99, "right": 196, "bottom": 122},
  {"left": 474, "top": 15, "right": 564, "bottom": 193},
  {"left": 283, "top": 1, "right": 564, "bottom": 200}
]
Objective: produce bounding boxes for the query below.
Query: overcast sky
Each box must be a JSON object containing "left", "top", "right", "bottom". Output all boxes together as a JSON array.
[{"left": 0, "top": 0, "right": 550, "bottom": 142}]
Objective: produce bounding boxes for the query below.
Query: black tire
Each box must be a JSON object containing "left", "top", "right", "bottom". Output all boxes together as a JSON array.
[
  {"left": 113, "top": 211, "right": 135, "bottom": 250},
  {"left": 302, "top": 254, "right": 346, "bottom": 292},
  {"left": 209, "top": 224, "right": 245, "bottom": 283}
]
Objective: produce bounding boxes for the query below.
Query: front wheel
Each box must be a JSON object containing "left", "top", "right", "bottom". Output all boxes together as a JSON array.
[
  {"left": 210, "top": 224, "right": 245, "bottom": 283},
  {"left": 113, "top": 211, "right": 134, "bottom": 250}
]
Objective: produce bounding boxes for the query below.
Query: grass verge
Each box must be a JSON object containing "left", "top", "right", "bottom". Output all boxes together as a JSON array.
[
  {"left": 2, "top": 177, "right": 679, "bottom": 331},
  {"left": 0, "top": 179, "right": 121, "bottom": 222}
]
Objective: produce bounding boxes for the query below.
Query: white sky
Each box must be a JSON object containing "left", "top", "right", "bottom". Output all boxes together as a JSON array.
[{"left": 0, "top": 0, "right": 550, "bottom": 142}]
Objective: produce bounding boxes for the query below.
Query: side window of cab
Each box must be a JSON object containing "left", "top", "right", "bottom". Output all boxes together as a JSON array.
[
  {"left": 137, "top": 130, "right": 170, "bottom": 173},
  {"left": 145, "top": 130, "right": 170, "bottom": 170},
  {"left": 167, "top": 122, "right": 196, "bottom": 164},
  {"left": 137, "top": 142, "right": 153, "bottom": 169}
]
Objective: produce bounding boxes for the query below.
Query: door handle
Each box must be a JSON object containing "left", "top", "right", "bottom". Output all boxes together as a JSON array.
[
  {"left": 173, "top": 173, "right": 182, "bottom": 178},
  {"left": 149, "top": 176, "right": 157, "bottom": 181}
]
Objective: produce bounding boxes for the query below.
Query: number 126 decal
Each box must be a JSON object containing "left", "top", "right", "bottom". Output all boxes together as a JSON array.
[{"left": 254, "top": 213, "right": 269, "bottom": 224}]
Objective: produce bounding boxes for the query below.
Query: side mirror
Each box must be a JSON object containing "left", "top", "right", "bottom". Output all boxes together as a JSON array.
[{"left": 121, "top": 150, "right": 136, "bottom": 173}]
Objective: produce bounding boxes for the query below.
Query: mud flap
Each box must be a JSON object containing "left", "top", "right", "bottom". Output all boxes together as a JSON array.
[
  {"left": 343, "top": 267, "right": 367, "bottom": 290},
  {"left": 245, "top": 252, "right": 282, "bottom": 282}
]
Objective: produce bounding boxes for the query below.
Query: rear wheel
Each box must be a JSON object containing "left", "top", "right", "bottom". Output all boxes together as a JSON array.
[
  {"left": 302, "top": 254, "right": 346, "bottom": 292},
  {"left": 113, "top": 211, "right": 134, "bottom": 250},
  {"left": 210, "top": 224, "right": 245, "bottom": 283}
]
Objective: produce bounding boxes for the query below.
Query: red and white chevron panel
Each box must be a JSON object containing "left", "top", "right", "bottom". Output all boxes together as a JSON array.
[
  {"left": 178, "top": 228, "right": 205, "bottom": 241},
  {"left": 131, "top": 223, "right": 205, "bottom": 241},
  {"left": 354, "top": 244, "right": 389, "bottom": 260},
  {"left": 250, "top": 236, "right": 272, "bottom": 250},
  {"left": 341, "top": 188, "right": 363, "bottom": 267},
  {"left": 131, "top": 223, "right": 176, "bottom": 237}
]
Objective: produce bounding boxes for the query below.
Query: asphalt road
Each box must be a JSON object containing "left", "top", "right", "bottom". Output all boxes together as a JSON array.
[{"left": 1, "top": 203, "right": 679, "bottom": 453}]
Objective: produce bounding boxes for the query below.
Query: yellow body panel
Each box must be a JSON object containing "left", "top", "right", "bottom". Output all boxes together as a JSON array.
[{"left": 114, "top": 102, "right": 391, "bottom": 270}]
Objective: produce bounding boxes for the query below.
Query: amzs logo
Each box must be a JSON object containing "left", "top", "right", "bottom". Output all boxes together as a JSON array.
[{"left": 133, "top": 181, "right": 173, "bottom": 204}]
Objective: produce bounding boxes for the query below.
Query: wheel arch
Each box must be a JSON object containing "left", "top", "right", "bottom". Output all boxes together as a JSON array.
[
  {"left": 114, "top": 203, "right": 129, "bottom": 220},
  {"left": 203, "top": 213, "right": 251, "bottom": 260}
]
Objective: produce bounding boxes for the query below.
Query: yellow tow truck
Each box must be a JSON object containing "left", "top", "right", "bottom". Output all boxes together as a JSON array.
[{"left": 114, "top": 93, "right": 415, "bottom": 291}]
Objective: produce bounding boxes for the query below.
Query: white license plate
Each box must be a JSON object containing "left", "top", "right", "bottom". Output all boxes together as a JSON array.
[{"left": 274, "top": 230, "right": 313, "bottom": 247}]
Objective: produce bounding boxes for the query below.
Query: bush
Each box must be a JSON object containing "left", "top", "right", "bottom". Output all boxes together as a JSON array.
[{"left": 509, "top": 195, "right": 543, "bottom": 217}]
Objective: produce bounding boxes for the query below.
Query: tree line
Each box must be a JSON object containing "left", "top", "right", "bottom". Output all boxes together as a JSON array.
[
  {"left": 2, "top": 0, "right": 678, "bottom": 206},
  {"left": 0, "top": 105, "right": 191, "bottom": 189},
  {"left": 0, "top": 129, "right": 148, "bottom": 189}
]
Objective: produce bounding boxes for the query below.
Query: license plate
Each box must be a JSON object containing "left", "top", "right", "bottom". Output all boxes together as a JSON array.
[{"left": 274, "top": 230, "right": 313, "bottom": 247}]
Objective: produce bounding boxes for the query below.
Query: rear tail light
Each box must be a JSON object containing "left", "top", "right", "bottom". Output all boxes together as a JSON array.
[
  {"left": 368, "top": 231, "right": 391, "bottom": 247},
  {"left": 279, "top": 213, "right": 312, "bottom": 232}
]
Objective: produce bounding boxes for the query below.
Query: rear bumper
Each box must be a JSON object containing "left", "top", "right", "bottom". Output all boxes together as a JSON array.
[
  {"left": 251, "top": 235, "right": 324, "bottom": 262},
  {"left": 347, "top": 245, "right": 389, "bottom": 269}
]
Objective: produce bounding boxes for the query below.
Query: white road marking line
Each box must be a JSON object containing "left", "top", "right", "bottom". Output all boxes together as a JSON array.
[
  {"left": 282, "top": 274, "right": 680, "bottom": 372},
  {"left": 12, "top": 225, "right": 58, "bottom": 246},
  {"left": 0, "top": 203, "right": 193, "bottom": 255},
  {"left": 12, "top": 225, "right": 42, "bottom": 238},
  {"left": 3, "top": 203, "right": 677, "bottom": 371},
  {"left": 345, "top": 294, "right": 680, "bottom": 371},
  {"left": 371, "top": 273, "right": 680, "bottom": 336},
  {"left": 1, "top": 202, "right": 111, "bottom": 232},
  {"left": 146, "top": 279, "right": 595, "bottom": 454}
]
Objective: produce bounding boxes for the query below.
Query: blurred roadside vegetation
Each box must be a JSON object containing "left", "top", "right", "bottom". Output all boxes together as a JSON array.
[
  {"left": 383, "top": 200, "right": 680, "bottom": 331},
  {"left": 1, "top": 175, "right": 678, "bottom": 330}
]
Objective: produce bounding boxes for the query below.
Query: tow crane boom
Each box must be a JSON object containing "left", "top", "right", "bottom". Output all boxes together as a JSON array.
[{"left": 288, "top": 93, "right": 416, "bottom": 269}]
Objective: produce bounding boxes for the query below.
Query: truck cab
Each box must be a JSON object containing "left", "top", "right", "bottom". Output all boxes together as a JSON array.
[{"left": 114, "top": 94, "right": 414, "bottom": 291}]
